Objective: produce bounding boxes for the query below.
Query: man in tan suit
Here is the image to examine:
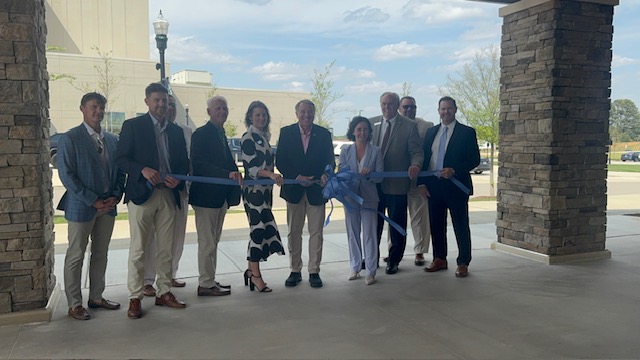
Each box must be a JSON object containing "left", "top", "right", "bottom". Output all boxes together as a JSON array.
[
  {"left": 369, "top": 92, "right": 423, "bottom": 274},
  {"left": 399, "top": 96, "right": 434, "bottom": 266}
]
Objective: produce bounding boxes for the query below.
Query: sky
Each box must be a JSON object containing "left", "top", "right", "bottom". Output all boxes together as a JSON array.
[{"left": 148, "top": 0, "right": 640, "bottom": 136}]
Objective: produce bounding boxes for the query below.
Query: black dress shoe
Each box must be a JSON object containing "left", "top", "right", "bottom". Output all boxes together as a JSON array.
[
  {"left": 385, "top": 262, "right": 399, "bottom": 275},
  {"left": 285, "top": 272, "right": 302, "bottom": 287},
  {"left": 361, "top": 259, "right": 366, "bottom": 270},
  {"left": 309, "top": 273, "right": 323, "bottom": 288},
  {"left": 215, "top": 281, "right": 231, "bottom": 289}
]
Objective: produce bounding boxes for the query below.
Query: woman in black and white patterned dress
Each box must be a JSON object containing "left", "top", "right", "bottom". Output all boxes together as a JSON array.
[{"left": 240, "top": 101, "right": 285, "bottom": 292}]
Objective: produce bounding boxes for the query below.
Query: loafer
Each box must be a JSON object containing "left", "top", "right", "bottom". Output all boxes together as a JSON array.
[
  {"left": 385, "top": 262, "right": 399, "bottom": 275},
  {"left": 197, "top": 286, "right": 231, "bottom": 296},
  {"left": 155, "top": 291, "right": 187, "bottom": 308},
  {"left": 414, "top": 254, "right": 425, "bottom": 266},
  {"left": 285, "top": 272, "right": 302, "bottom": 287},
  {"left": 309, "top": 273, "right": 323, "bottom": 288},
  {"left": 424, "top": 258, "right": 448, "bottom": 272},
  {"left": 87, "top": 298, "right": 121, "bottom": 310},
  {"left": 455, "top": 265, "right": 469, "bottom": 278},
  {"left": 127, "top": 299, "right": 142, "bottom": 319},
  {"left": 142, "top": 284, "right": 156, "bottom": 297},
  {"left": 215, "top": 281, "right": 231, "bottom": 290},
  {"left": 365, "top": 275, "right": 376, "bottom": 285},
  {"left": 68, "top": 305, "right": 91, "bottom": 320},
  {"left": 171, "top": 279, "right": 186, "bottom": 287},
  {"left": 348, "top": 272, "right": 360, "bottom": 281}
]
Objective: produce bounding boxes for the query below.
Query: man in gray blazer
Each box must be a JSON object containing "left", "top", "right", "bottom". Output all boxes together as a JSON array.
[
  {"left": 399, "top": 96, "right": 434, "bottom": 266},
  {"left": 369, "top": 92, "right": 423, "bottom": 275},
  {"left": 57, "top": 92, "right": 126, "bottom": 320}
]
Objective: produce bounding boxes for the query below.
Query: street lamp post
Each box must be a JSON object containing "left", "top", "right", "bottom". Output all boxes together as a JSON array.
[{"left": 153, "top": 10, "right": 169, "bottom": 81}]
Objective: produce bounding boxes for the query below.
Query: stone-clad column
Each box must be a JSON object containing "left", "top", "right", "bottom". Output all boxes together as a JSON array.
[
  {"left": 494, "top": 0, "right": 618, "bottom": 263},
  {"left": 0, "top": 0, "right": 57, "bottom": 321}
]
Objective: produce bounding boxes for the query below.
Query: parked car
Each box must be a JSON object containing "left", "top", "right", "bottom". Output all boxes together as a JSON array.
[
  {"left": 227, "top": 137, "right": 242, "bottom": 164},
  {"left": 620, "top": 151, "right": 640, "bottom": 162},
  {"left": 333, "top": 141, "right": 352, "bottom": 159},
  {"left": 472, "top": 158, "right": 491, "bottom": 174},
  {"left": 49, "top": 133, "right": 63, "bottom": 168}
]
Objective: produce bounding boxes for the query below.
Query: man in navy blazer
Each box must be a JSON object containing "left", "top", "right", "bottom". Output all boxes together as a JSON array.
[
  {"left": 417, "top": 96, "right": 480, "bottom": 278},
  {"left": 57, "top": 92, "right": 126, "bottom": 320},
  {"left": 276, "top": 99, "right": 334, "bottom": 288},
  {"left": 189, "top": 95, "right": 240, "bottom": 297},
  {"left": 115, "top": 83, "right": 189, "bottom": 318}
]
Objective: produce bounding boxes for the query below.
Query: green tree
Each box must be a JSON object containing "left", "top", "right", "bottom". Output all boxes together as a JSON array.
[
  {"left": 441, "top": 45, "right": 500, "bottom": 196},
  {"left": 610, "top": 99, "right": 640, "bottom": 142},
  {"left": 401, "top": 81, "right": 413, "bottom": 97},
  {"left": 310, "top": 60, "right": 342, "bottom": 129}
]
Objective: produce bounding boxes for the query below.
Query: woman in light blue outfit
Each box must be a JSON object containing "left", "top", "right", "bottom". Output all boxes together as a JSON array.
[{"left": 339, "top": 116, "right": 383, "bottom": 285}]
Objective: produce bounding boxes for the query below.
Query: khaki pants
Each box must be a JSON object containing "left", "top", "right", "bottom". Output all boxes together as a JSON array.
[
  {"left": 64, "top": 212, "right": 115, "bottom": 308},
  {"left": 193, "top": 204, "right": 227, "bottom": 288},
  {"left": 127, "top": 188, "right": 176, "bottom": 299},
  {"left": 407, "top": 181, "right": 431, "bottom": 254},
  {"left": 286, "top": 194, "right": 325, "bottom": 274},
  {"left": 143, "top": 188, "right": 189, "bottom": 284}
]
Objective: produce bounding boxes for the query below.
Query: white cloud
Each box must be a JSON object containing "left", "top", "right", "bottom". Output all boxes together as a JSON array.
[
  {"left": 402, "top": 0, "right": 491, "bottom": 25},
  {"left": 344, "top": 81, "right": 389, "bottom": 94},
  {"left": 152, "top": 34, "right": 244, "bottom": 66},
  {"left": 235, "top": 0, "right": 271, "bottom": 5},
  {"left": 250, "top": 61, "right": 304, "bottom": 82},
  {"left": 344, "top": 6, "right": 390, "bottom": 24},
  {"left": 374, "top": 41, "right": 426, "bottom": 61},
  {"left": 612, "top": 54, "right": 638, "bottom": 67},
  {"left": 459, "top": 22, "right": 501, "bottom": 42}
]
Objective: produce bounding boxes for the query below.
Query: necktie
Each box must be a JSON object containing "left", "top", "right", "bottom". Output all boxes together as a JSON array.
[
  {"left": 435, "top": 126, "right": 448, "bottom": 170},
  {"left": 380, "top": 120, "right": 391, "bottom": 153},
  {"left": 93, "top": 133, "right": 110, "bottom": 193}
]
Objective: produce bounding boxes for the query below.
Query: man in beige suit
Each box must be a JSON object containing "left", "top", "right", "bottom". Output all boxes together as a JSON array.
[
  {"left": 399, "top": 96, "right": 434, "bottom": 266},
  {"left": 369, "top": 92, "right": 424, "bottom": 274}
]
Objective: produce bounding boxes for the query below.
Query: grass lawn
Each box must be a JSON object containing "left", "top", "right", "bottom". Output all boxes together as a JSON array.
[{"left": 608, "top": 164, "right": 640, "bottom": 173}]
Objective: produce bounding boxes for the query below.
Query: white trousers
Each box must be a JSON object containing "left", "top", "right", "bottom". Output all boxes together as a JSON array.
[{"left": 344, "top": 203, "right": 378, "bottom": 276}]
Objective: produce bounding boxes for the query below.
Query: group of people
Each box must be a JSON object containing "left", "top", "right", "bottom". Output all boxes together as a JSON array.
[{"left": 56, "top": 83, "right": 480, "bottom": 321}]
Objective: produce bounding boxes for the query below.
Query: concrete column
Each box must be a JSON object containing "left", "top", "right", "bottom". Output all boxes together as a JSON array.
[
  {"left": 494, "top": 0, "right": 618, "bottom": 264},
  {"left": 0, "top": 0, "right": 58, "bottom": 324}
]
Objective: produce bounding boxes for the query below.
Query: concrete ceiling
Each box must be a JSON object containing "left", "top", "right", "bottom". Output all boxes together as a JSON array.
[{"left": 469, "top": 0, "right": 520, "bottom": 3}]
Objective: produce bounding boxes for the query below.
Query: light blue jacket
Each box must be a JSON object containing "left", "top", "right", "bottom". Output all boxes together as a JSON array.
[{"left": 338, "top": 143, "right": 384, "bottom": 206}]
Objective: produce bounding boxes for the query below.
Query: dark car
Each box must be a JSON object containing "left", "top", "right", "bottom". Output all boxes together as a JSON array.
[
  {"left": 472, "top": 158, "right": 491, "bottom": 174},
  {"left": 620, "top": 151, "right": 640, "bottom": 162},
  {"left": 49, "top": 133, "right": 63, "bottom": 168}
]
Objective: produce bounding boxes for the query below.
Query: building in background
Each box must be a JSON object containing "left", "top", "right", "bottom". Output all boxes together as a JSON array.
[{"left": 45, "top": 0, "right": 308, "bottom": 142}]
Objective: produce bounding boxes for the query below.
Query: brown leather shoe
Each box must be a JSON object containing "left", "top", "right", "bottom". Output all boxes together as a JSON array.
[
  {"left": 197, "top": 286, "right": 231, "bottom": 297},
  {"left": 215, "top": 281, "right": 231, "bottom": 290},
  {"left": 68, "top": 305, "right": 91, "bottom": 320},
  {"left": 424, "top": 258, "right": 448, "bottom": 272},
  {"left": 127, "top": 299, "right": 142, "bottom": 319},
  {"left": 155, "top": 291, "right": 187, "bottom": 308},
  {"left": 171, "top": 279, "right": 186, "bottom": 287},
  {"left": 142, "top": 284, "right": 156, "bottom": 297},
  {"left": 455, "top": 265, "right": 469, "bottom": 278},
  {"left": 414, "top": 254, "right": 425, "bottom": 266},
  {"left": 87, "top": 298, "right": 121, "bottom": 310}
]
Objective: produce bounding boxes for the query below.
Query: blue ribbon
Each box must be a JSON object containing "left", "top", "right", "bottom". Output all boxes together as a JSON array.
[{"left": 321, "top": 165, "right": 408, "bottom": 236}]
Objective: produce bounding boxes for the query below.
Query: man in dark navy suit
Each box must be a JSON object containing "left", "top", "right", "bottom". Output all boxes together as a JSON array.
[
  {"left": 417, "top": 96, "right": 480, "bottom": 278},
  {"left": 116, "top": 83, "right": 189, "bottom": 318}
]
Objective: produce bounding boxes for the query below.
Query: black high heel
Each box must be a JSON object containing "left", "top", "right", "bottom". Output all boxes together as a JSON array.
[
  {"left": 243, "top": 269, "right": 252, "bottom": 286},
  {"left": 249, "top": 274, "right": 272, "bottom": 293}
]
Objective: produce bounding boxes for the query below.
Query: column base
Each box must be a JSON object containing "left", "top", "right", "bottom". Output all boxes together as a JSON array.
[
  {"left": 0, "top": 283, "right": 61, "bottom": 326},
  {"left": 491, "top": 242, "right": 612, "bottom": 265}
]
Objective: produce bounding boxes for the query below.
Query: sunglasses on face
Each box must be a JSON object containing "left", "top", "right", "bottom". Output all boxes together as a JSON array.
[
  {"left": 168, "top": 103, "right": 176, "bottom": 108},
  {"left": 402, "top": 105, "right": 417, "bottom": 110}
]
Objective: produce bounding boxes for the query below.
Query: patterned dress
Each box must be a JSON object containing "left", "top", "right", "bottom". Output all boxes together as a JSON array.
[{"left": 241, "top": 126, "right": 285, "bottom": 261}]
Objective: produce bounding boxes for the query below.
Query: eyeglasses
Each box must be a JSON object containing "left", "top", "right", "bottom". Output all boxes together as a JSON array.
[
  {"left": 168, "top": 103, "right": 176, "bottom": 108},
  {"left": 402, "top": 105, "right": 417, "bottom": 110}
]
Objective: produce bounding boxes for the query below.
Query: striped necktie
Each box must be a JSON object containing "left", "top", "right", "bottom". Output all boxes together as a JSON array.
[{"left": 435, "top": 126, "right": 448, "bottom": 170}]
